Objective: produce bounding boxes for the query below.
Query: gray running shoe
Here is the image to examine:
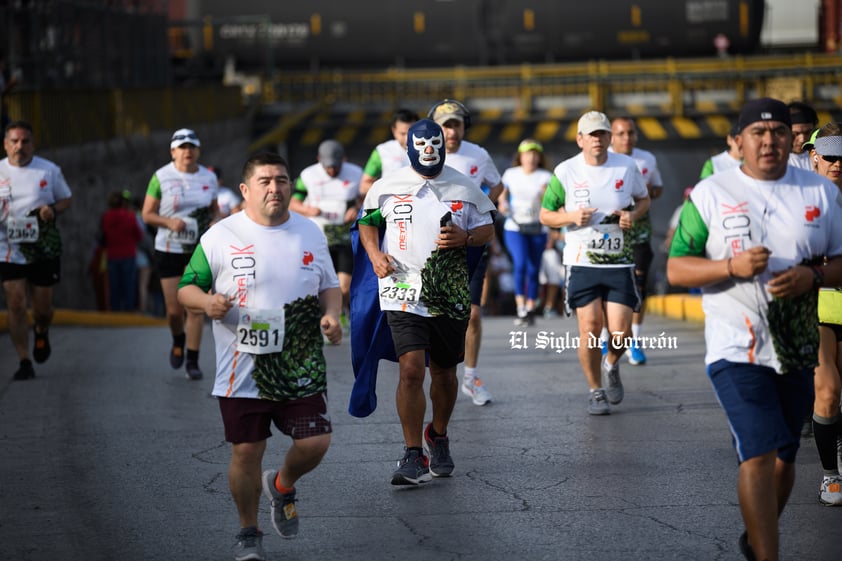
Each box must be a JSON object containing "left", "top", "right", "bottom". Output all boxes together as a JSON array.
[
  {"left": 391, "top": 448, "right": 432, "bottom": 485},
  {"left": 602, "top": 360, "right": 624, "bottom": 404},
  {"left": 261, "top": 470, "right": 298, "bottom": 538},
  {"left": 185, "top": 361, "right": 203, "bottom": 381},
  {"left": 818, "top": 474, "right": 842, "bottom": 506},
  {"left": 233, "top": 527, "right": 265, "bottom": 561},
  {"left": 423, "top": 423, "right": 454, "bottom": 477},
  {"left": 588, "top": 388, "right": 611, "bottom": 415}
]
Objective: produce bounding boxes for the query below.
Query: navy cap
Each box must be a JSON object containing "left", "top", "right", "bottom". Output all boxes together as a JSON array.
[{"left": 737, "top": 98, "right": 791, "bottom": 133}]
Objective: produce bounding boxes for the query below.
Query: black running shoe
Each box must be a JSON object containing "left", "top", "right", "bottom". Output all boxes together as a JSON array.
[
  {"left": 739, "top": 531, "right": 756, "bottom": 561},
  {"left": 169, "top": 344, "right": 185, "bottom": 369},
  {"left": 13, "top": 359, "right": 35, "bottom": 380},
  {"left": 33, "top": 328, "right": 50, "bottom": 364}
]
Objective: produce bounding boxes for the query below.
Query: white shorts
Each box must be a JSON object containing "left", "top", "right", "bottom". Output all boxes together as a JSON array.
[{"left": 539, "top": 248, "right": 564, "bottom": 285}]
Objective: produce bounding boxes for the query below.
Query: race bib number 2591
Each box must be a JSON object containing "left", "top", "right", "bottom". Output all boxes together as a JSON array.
[{"left": 236, "top": 308, "right": 285, "bottom": 354}]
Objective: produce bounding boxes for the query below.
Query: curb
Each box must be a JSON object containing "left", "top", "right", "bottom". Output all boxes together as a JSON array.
[
  {"left": 0, "top": 296, "right": 703, "bottom": 330},
  {"left": 645, "top": 294, "right": 704, "bottom": 323},
  {"left": 0, "top": 309, "right": 167, "bottom": 331}
]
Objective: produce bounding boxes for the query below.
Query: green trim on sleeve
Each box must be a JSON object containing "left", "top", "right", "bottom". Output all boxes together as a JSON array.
[
  {"left": 292, "top": 177, "right": 308, "bottom": 202},
  {"left": 363, "top": 149, "right": 383, "bottom": 178},
  {"left": 357, "top": 208, "right": 384, "bottom": 227},
  {"left": 146, "top": 174, "right": 162, "bottom": 198},
  {"left": 699, "top": 159, "right": 714, "bottom": 180},
  {"left": 178, "top": 245, "right": 213, "bottom": 292},
  {"left": 668, "top": 200, "right": 709, "bottom": 257},
  {"left": 541, "top": 175, "right": 566, "bottom": 211}
]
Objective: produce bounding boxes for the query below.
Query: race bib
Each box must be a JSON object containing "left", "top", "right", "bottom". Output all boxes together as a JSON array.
[
  {"left": 236, "top": 308, "right": 285, "bottom": 354},
  {"left": 166, "top": 217, "right": 199, "bottom": 244},
  {"left": 378, "top": 272, "right": 422, "bottom": 311},
  {"left": 318, "top": 200, "right": 347, "bottom": 225},
  {"left": 7, "top": 215, "right": 39, "bottom": 243},
  {"left": 511, "top": 199, "right": 538, "bottom": 225},
  {"left": 586, "top": 224, "right": 623, "bottom": 254}
]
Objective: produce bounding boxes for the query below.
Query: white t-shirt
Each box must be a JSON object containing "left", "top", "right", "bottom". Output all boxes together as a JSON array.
[
  {"left": 361, "top": 166, "right": 495, "bottom": 318},
  {"left": 501, "top": 166, "right": 552, "bottom": 232},
  {"left": 189, "top": 211, "right": 339, "bottom": 399},
  {"left": 710, "top": 150, "right": 742, "bottom": 175},
  {"left": 672, "top": 166, "right": 842, "bottom": 373},
  {"left": 146, "top": 162, "right": 219, "bottom": 254},
  {"left": 296, "top": 161, "right": 363, "bottom": 229},
  {"left": 545, "top": 152, "right": 648, "bottom": 267},
  {"left": 788, "top": 151, "right": 813, "bottom": 172},
  {"left": 444, "top": 140, "right": 501, "bottom": 191},
  {"left": 0, "top": 155, "right": 72, "bottom": 264},
  {"left": 375, "top": 139, "right": 410, "bottom": 178}
]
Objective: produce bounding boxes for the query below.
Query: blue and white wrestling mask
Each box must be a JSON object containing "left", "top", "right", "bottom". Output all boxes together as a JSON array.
[{"left": 407, "top": 119, "right": 445, "bottom": 178}]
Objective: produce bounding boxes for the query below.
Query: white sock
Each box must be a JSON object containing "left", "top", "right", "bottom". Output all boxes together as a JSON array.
[
  {"left": 464, "top": 367, "right": 476, "bottom": 382},
  {"left": 632, "top": 323, "right": 642, "bottom": 340},
  {"left": 600, "top": 327, "right": 609, "bottom": 343}
]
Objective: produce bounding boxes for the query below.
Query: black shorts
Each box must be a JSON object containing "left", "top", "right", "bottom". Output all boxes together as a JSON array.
[
  {"left": 632, "top": 242, "right": 654, "bottom": 299},
  {"left": 469, "top": 248, "right": 489, "bottom": 306},
  {"left": 385, "top": 311, "right": 469, "bottom": 368},
  {"left": 0, "top": 258, "right": 61, "bottom": 286},
  {"left": 217, "top": 392, "right": 332, "bottom": 444},
  {"left": 329, "top": 244, "right": 354, "bottom": 275},
  {"left": 154, "top": 250, "right": 192, "bottom": 279},
  {"left": 566, "top": 266, "right": 640, "bottom": 311}
]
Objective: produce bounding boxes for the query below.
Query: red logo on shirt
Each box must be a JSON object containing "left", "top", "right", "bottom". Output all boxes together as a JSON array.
[
  {"left": 302, "top": 251, "right": 314, "bottom": 265},
  {"left": 642, "top": 167, "right": 649, "bottom": 175},
  {"left": 451, "top": 201, "right": 463, "bottom": 211},
  {"left": 202, "top": 185, "right": 209, "bottom": 191},
  {"left": 343, "top": 180, "right": 350, "bottom": 188},
  {"left": 470, "top": 165, "right": 478, "bottom": 176},
  {"left": 805, "top": 206, "right": 820, "bottom": 222},
  {"left": 39, "top": 179, "right": 47, "bottom": 188},
  {"left": 615, "top": 179, "right": 624, "bottom": 190}
]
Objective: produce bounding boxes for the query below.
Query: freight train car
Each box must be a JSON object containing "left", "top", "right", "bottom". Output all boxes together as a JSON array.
[{"left": 177, "top": 0, "right": 766, "bottom": 71}]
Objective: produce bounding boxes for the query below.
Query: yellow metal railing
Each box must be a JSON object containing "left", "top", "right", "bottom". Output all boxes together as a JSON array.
[
  {"left": 266, "top": 53, "right": 842, "bottom": 117},
  {"left": 4, "top": 85, "right": 243, "bottom": 149}
]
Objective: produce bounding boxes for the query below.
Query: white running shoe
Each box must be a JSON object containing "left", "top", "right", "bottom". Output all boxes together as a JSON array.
[
  {"left": 461, "top": 376, "right": 492, "bottom": 406},
  {"left": 819, "top": 474, "right": 842, "bottom": 506}
]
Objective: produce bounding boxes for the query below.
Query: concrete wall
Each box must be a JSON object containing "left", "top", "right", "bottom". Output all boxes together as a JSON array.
[{"left": 1, "top": 118, "right": 251, "bottom": 311}]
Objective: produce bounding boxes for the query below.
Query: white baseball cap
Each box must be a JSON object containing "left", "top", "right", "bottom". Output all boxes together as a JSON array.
[{"left": 578, "top": 111, "right": 612, "bottom": 135}]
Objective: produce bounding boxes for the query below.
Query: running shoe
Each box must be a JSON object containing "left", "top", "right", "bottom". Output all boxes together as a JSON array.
[
  {"left": 33, "top": 328, "right": 50, "bottom": 364},
  {"left": 261, "top": 470, "right": 298, "bottom": 538},
  {"left": 461, "top": 376, "right": 492, "bottom": 406},
  {"left": 526, "top": 309, "right": 535, "bottom": 326},
  {"left": 600, "top": 339, "right": 608, "bottom": 356},
  {"left": 185, "top": 361, "right": 203, "bottom": 380},
  {"left": 233, "top": 527, "right": 266, "bottom": 561},
  {"left": 513, "top": 312, "right": 528, "bottom": 327},
  {"left": 738, "top": 531, "right": 756, "bottom": 561},
  {"left": 391, "top": 448, "right": 432, "bottom": 486},
  {"left": 588, "top": 388, "right": 610, "bottom": 415},
  {"left": 602, "top": 359, "right": 624, "bottom": 404},
  {"left": 626, "top": 339, "right": 647, "bottom": 365},
  {"left": 423, "top": 423, "right": 454, "bottom": 477},
  {"left": 12, "top": 359, "right": 35, "bottom": 380},
  {"left": 169, "top": 344, "right": 185, "bottom": 369},
  {"left": 819, "top": 474, "right": 842, "bottom": 506},
  {"left": 543, "top": 308, "right": 558, "bottom": 319}
]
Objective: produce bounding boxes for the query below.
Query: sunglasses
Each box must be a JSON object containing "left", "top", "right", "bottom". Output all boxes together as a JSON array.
[
  {"left": 172, "top": 133, "right": 198, "bottom": 142},
  {"left": 821, "top": 154, "right": 842, "bottom": 164}
]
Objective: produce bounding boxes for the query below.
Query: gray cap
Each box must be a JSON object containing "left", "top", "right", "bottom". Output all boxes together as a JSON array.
[{"left": 318, "top": 140, "right": 344, "bottom": 168}]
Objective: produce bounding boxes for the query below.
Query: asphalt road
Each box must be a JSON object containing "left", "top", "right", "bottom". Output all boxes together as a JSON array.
[{"left": 1, "top": 313, "right": 840, "bottom": 561}]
